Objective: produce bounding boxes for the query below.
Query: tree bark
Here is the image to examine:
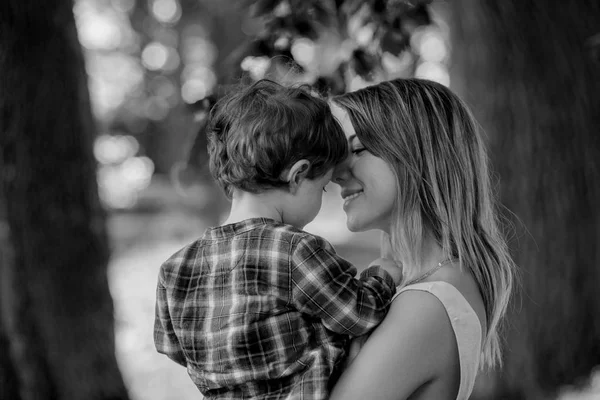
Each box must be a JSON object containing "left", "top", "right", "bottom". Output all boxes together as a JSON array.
[
  {"left": 449, "top": 1, "right": 600, "bottom": 399},
  {"left": 0, "top": 1, "right": 129, "bottom": 399}
]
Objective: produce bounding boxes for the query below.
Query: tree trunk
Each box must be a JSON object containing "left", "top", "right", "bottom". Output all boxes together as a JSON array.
[
  {"left": 449, "top": 1, "right": 600, "bottom": 399},
  {"left": 0, "top": 1, "right": 130, "bottom": 399}
]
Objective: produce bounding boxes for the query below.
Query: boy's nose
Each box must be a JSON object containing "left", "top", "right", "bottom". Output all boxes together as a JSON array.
[{"left": 332, "top": 159, "right": 350, "bottom": 184}]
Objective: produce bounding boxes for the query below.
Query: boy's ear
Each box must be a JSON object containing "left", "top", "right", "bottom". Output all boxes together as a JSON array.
[{"left": 285, "top": 159, "right": 310, "bottom": 193}]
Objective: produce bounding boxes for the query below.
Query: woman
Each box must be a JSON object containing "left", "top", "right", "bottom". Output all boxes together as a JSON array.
[{"left": 328, "top": 78, "right": 515, "bottom": 400}]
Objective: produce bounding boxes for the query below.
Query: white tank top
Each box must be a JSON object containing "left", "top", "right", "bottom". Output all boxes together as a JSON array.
[{"left": 392, "top": 281, "right": 482, "bottom": 400}]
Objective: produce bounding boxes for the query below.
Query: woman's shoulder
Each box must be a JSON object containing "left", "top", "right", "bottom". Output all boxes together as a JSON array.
[
  {"left": 328, "top": 288, "right": 461, "bottom": 400},
  {"left": 387, "top": 287, "right": 461, "bottom": 369},
  {"left": 329, "top": 279, "right": 480, "bottom": 400},
  {"left": 390, "top": 279, "right": 484, "bottom": 399},
  {"left": 394, "top": 280, "right": 484, "bottom": 342},
  {"left": 395, "top": 279, "right": 485, "bottom": 337}
]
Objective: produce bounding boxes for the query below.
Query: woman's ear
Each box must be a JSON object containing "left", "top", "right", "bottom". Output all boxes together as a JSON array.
[{"left": 285, "top": 160, "right": 310, "bottom": 193}]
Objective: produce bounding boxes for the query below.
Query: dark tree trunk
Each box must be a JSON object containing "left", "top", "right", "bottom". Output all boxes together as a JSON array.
[
  {"left": 0, "top": 238, "right": 21, "bottom": 400},
  {"left": 0, "top": 1, "right": 130, "bottom": 399},
  {"left": 450, "top": 1, "right": 600, "bottom": 399}
]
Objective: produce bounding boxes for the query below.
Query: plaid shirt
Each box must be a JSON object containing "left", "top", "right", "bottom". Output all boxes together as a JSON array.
[{"left": 154, "top": 218, "right": 396, "bottom": 400}]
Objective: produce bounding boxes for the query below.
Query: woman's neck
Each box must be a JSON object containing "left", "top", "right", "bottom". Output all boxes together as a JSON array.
[{"left": 406, "top": 235, "right": 448, "bottom": 272}]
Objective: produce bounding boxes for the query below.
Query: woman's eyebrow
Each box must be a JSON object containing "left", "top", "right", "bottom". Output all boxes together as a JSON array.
[{"left": 348, "top": 134, "right": 357, "bottom": 144}]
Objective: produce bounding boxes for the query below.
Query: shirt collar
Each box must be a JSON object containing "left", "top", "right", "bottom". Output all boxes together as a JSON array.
[{"left": 203, "top": 218, "right": 280, "bottom": 240}]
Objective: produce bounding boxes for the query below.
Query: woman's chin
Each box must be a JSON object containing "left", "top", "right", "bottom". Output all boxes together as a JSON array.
[
  {"left": 345, "top": 216, "right": 365, "bottom": 232},
  {"left": 346, "top": 224, "right": 359, "bottom": 232},
  {"left": 346, "top": 214, "right": 387, "bottom": 233}
]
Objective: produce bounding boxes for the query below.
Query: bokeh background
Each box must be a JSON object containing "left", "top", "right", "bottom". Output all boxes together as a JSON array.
[{"left": 1, "top": 1, "right": 599, "bottom": 399}]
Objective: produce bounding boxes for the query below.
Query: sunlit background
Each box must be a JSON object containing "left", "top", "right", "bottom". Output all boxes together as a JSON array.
[
  {"left": 76, "top": 0, "right": 450, "bottom": 213},
  {"left": 70, "top": 1, "right": 599, "bottom": 399}
]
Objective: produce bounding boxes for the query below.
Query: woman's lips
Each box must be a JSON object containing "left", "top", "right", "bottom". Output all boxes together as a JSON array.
[{"left": 343, "top": 190, "right": 363, "bottom": 209}]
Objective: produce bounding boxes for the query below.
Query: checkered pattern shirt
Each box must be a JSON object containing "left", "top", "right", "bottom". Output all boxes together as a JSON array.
[{"left": 154, "top": 218, "right": 396, "bottom": 400}]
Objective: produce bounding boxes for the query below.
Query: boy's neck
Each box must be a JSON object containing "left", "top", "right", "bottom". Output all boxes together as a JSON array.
[{"left": 222, "top": 190, "right": 284, "bottom": 226}]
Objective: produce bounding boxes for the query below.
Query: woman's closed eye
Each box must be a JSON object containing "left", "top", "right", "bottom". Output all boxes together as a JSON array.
[{"left": 349, "top": 136, "right": 367, "bottom": 155}]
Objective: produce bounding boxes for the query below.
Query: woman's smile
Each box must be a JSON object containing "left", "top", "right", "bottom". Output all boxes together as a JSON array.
[{"left": 342, "top": 189, "right": 364, "bottom": 209}]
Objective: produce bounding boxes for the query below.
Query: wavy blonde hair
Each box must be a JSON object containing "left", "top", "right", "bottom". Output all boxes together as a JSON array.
[{"left": 332, "top": 78, "right": 515, "bottom": 369}]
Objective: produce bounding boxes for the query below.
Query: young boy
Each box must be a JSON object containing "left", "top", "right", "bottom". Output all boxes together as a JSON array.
[{"left": 154, "top": 79, "right": 401, "bottom": 400}]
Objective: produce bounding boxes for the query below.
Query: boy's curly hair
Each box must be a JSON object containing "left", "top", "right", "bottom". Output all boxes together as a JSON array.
[{"left": 206, "top": 79, "right": 348, "bottom": 198}]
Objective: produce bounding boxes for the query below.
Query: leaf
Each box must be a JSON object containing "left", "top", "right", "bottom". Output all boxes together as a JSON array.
[
  {"left": 236, "top": 38, "right": 275, "bottom": 58},
  {"left": 373, "top": 0, "right": 387, "bottom": 14},
  {"left": 268, "top": 15, "right": 295, "bottom": 33},
  {"left": 273, "top": 48, "right": 305, "bottom": 73},
  {"left": 342, "top": 0, "right": 371, "bottom": 18},
  {"left": 350, "top": 48, "right": 377, "bottom": 79},
  {"left": 310, "top": 0, "right": 337, "bottom": 26},
  {"left": 312, "top": 70, "right": 346, "bottom": 95},
  {"left": 250, "top": 0, "right": 282, "bottom": 17},
  {"left": 294, "top": 20, "right": 318, "bottom": 39},
  {"left": 380, "top": 29, "right": 409, "bottom": 54},
  {"left": 402, "top": 3, "right": 431, "bottom": 27}
]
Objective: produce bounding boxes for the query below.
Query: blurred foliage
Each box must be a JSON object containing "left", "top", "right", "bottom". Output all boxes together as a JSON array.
[
  {"left": 237, "top": 0, "right": 434, "bottom": 94},
  {"left": 77, "top": 0, "right": 449, "bottom": 211}
]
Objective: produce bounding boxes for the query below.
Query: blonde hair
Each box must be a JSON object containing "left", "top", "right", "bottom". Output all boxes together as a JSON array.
[{"left": 332, "top": 78, "right": 515, "bottom": 369}]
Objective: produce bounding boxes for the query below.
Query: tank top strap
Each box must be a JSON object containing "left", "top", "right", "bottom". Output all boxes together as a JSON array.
[{"left": 392, "top": 281, "right": 482, "bottom": 400}]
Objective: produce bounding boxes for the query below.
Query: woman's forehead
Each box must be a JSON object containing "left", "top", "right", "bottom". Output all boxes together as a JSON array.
[{"left": 329, "top": 102, "right": 356, "bottom": 139}]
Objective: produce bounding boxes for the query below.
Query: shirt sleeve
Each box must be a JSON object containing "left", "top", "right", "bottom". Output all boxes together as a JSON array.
[
  {"left": 154, "top": 266, "right": 187, "bottom": 367},
  {"left": 289, "top": 234, "right": 396, "bottom": 337}
]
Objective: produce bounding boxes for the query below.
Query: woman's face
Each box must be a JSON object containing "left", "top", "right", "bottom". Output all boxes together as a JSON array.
[{"left": 330, "top": 103, "right": 398, "bottom": 233}]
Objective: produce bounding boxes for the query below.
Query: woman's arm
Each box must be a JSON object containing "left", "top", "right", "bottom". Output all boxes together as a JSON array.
[{"left": 329, "top": 290, "right": 459, "bottom": 400}]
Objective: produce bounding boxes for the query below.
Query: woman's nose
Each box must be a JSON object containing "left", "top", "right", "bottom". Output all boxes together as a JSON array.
[{"left": 332, "top": 158, "right": 351, "bottom": 185}]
